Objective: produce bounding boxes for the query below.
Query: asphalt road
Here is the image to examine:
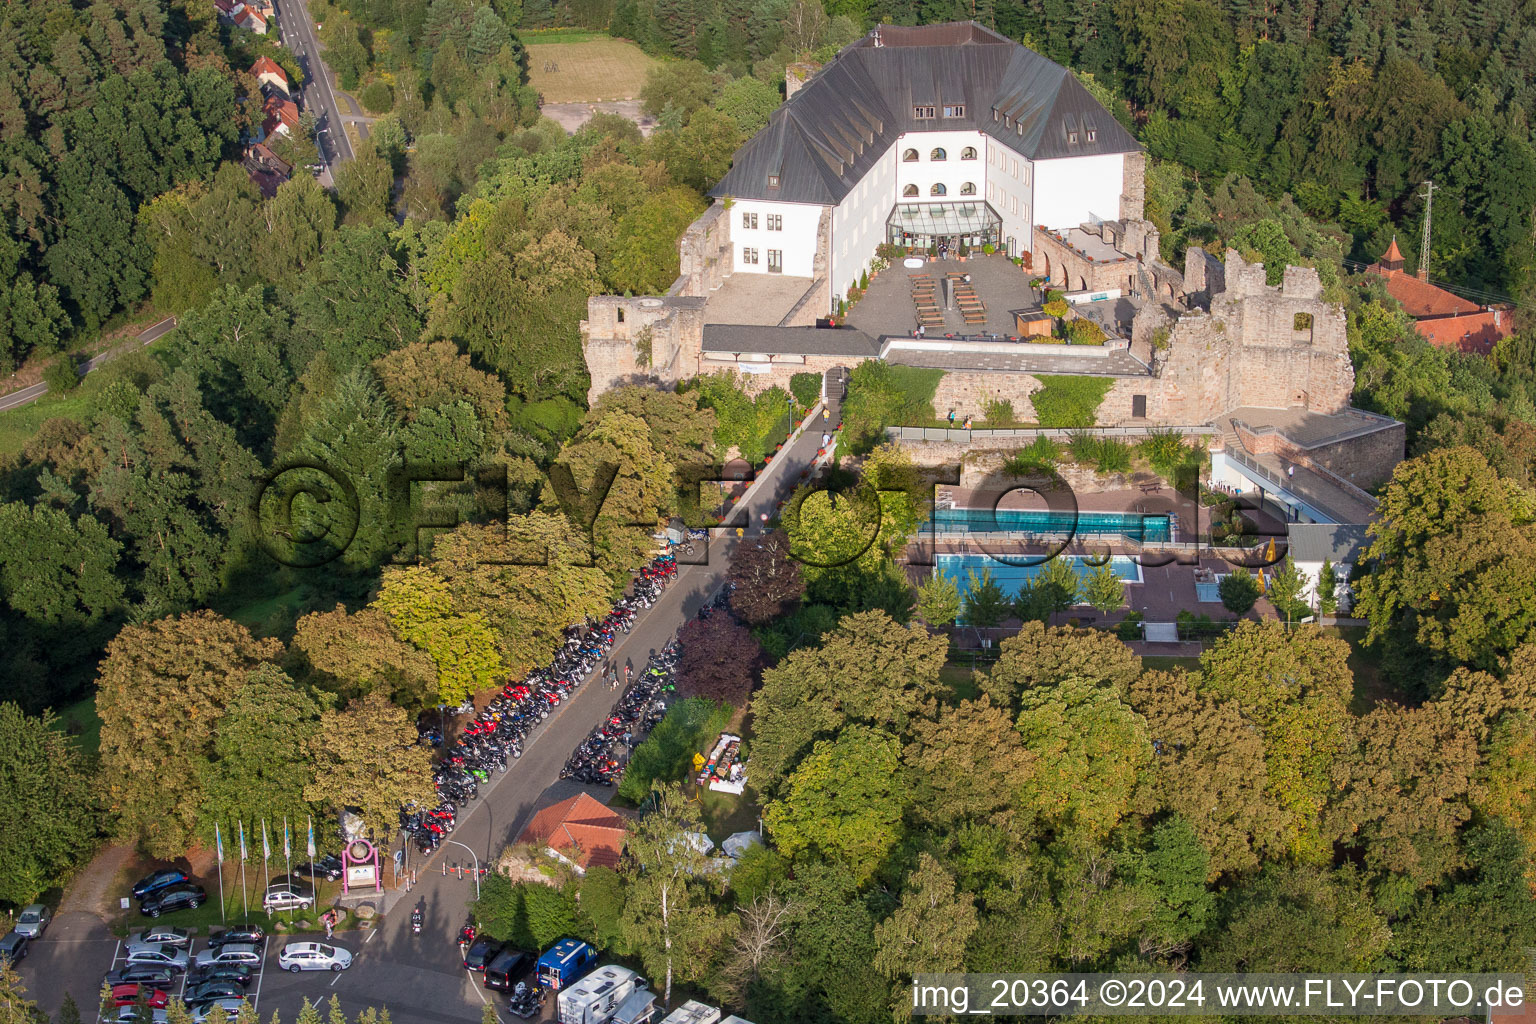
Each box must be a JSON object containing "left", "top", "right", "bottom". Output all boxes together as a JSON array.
[
  {"left": 18, "top": 397, "right": 838, "bottom": 1024},
  {"left": 275, "top": 0, "right": 355, "bottom": 166},
  {"left": 0, "top": 316, "right": 176, "bottom": 413}
]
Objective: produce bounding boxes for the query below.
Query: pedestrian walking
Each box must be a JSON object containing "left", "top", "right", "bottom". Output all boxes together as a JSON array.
[
  {"left": 1287, "top": 464, "right": 1295, "bottom": 479},
  {"left": 323, "top": 910, "right": 334, "bottom": 939},
  {"left": 822, "top": 431, "right": 831, "bottom": 447},
  {"left": 947, "top": 409, "right": 955, "bottom": 425},
  {"left": 822, "top": 407, "right": 829, "bottom": 423}
]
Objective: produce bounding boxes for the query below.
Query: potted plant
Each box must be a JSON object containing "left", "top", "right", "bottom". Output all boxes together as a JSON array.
[{"left": 982, "top": 242, "right": 995, "bottom": 255}]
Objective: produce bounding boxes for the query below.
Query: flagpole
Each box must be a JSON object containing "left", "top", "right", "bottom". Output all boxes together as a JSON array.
[
  {"left": 283, "top": 818, "right": 293, "bottom": 924},
  {"left": 215, "top": 823, "right": 226, "bottom": 924},
  {"left": 307, "top": 816, "right": 317, "bottom": 916},
  {"left": 262, "top": 819, "right": 271, "bottom": 913},
  {"left": 238, "top": 820, "right": 249, "bottom": 921}
]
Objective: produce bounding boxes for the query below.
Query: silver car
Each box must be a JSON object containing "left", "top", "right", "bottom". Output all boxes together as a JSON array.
[
  {"left": 123, "top": 942, "right": 189, "bottom": 972},
  {"left": 193, "top": 942, "right": 263, "bottom": 969},
  {"left": 191, "top": 998, "right": 245, "bottom": 1024},
  {"left": 14, "top": 905, "right": 49, "bottom": 939},
  {"left": 133, "top": 926, "right": 190, "bottom": 948}
]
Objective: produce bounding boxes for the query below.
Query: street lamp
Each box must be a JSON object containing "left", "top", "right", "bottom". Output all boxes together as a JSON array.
[{"left": 443, "top": 839, "right": 481, "bottom": 900}]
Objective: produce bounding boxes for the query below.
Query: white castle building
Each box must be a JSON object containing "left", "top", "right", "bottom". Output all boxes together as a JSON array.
[{"left": 710, "top": 21, "right": 1146, "bottom": 308}]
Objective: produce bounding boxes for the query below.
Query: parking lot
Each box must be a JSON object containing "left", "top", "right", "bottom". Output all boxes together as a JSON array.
[{"left": 23, "top": 913, "right": 497, "bottom": 1024}]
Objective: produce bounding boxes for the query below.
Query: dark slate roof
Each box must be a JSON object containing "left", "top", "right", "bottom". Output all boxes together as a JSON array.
[
  {"left": 701, "top": 324, "right": 881, "bottom": 358},
  {"left": 710, "top": 21, "right": 1140, "bottom": 205},
  {"left": 1284, "top": 523, "right": 1370, "bottom": 564}
]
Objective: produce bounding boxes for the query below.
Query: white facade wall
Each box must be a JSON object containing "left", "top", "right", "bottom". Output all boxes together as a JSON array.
[
  {"left": 1032, "top": 153, "right": 1126, "bottom": 231},
  {"left": 983, "top": 137, "right": 1033, "bottom": 257},
  {"left": 731, "top": 199, "right": 822, "bottom": 278},
  {"left": 1295, "top": 560, "right": 1354, "bottom": 613},
  {"left": 894, "top": 129, "right": 987, "bottom": 202},
  {"left": 831, "top": 142, "right": 898, "bottom": 307}
]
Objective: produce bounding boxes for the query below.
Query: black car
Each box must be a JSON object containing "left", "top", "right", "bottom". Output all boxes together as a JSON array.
[
  {"left": 207, "top": 925, "right": 266, "bottom": 949},
  {"left": 186, "top": 963, "right": 255, "bottom": 988},
  {"left": 105, "top": 966, "right": 176, "bottom": 988},
  {"left": 139, "top": 883, "right": 207, "bottom": 918},
  {"left": 293, "top": 854, "right": 344, "bottom": 881},
  {"left": 483, "top": 949, "right": 530, "bottom": 991},
  {"left": 131, "top": 869, "right": 191, "bottom": 901},
  {"left": 462, "top": 937, "right": 505, "bottom": 972},
  {"left": 0, "top": 932, "right": 27, "bottom": 965},
  {"left": 186, "top": 980, "right": 247, "bottom": 1004}
]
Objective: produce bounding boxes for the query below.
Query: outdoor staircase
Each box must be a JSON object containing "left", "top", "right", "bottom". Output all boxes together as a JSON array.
[{"left": 822, "top": 367, "right": 848, "bottom": 411}]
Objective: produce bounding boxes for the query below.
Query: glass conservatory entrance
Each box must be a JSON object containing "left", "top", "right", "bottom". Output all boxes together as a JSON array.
[{"left": 886, "top": 201, "right": 1002, "bottom": 253}]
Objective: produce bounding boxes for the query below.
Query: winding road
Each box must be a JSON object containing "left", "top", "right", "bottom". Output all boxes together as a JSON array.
[{"left": 0, "top": 315, "right": 176, "bottom": 413}]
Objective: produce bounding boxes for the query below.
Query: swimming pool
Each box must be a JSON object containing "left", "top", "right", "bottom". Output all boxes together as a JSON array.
[
  {"left": 937, "top": 553, "right": 1143, "bottom": 608},
  {"left": 927, "top": 507, "right": 1172, "bottom": 543}
]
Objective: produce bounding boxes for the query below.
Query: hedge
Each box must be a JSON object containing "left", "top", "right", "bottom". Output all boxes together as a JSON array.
[
  {"left": 841, "top": 361, "right": 944, "bottom": 453},
  {"left": 789, "top": 372, "right": 822, "bottom": 410},
  {"left": 1029, "top": 375, "right": 1112, "bottom": 428}
]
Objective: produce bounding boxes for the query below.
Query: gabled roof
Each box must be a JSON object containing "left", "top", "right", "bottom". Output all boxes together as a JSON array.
[
  {"left": 517, "top": 794, "right": 627, "bottom": 870},
  {"left": 710, "top": 21, "right": 1139, "bottom": 205},
  {"left": 1380, "top": 272, "right": 1479, "bottom": 318},
  {"left": 249, "top": 57, "right": 287, "bottom": 83},
  {"left": 1412, "top": 310, "right": 1509, "bottom": 354}
]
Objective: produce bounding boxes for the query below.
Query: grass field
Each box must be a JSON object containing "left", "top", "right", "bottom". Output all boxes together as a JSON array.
[
  {"left": 54, "top": 696, "right": 103, "bottom": 758},
  {"left": 526, "top": 36, "right": 658, "bottom": 103}
]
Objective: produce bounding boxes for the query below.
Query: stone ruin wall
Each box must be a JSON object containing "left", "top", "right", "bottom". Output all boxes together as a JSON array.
[{"left": 582, "top": 296, "right": 705, "bottom": 405}]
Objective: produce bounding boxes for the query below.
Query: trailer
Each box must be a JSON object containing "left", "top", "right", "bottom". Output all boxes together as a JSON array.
[
  {"left": 557, "top": 965, "right": 646, "bottom": 1024},
  {"left": 658, "top": 1003, "right": 721, "bottom": 1024},
  {"left": 610, "top": 989, "right": 659, "bottom": 1024}
]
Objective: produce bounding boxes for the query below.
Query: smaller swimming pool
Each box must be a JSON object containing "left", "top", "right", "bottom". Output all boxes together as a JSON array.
[
  {"left": 927, "top": 507, "right": 1172, "bottom": 543},
  {"left": 938, "top": 553, "right": 1143, "bottom": 611}
]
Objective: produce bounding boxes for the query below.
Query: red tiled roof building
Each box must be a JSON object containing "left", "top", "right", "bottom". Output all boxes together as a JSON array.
[
  {"left": 1366, "top": 238, "right": 1512, "bottom": 355},
  {"left": 517, "top": 794, "right": 627, "bottom": 871}
]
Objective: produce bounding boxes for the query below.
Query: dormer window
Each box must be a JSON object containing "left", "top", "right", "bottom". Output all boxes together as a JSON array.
[
  {"left": 1003, "top": 114, "right": 1012, "bottom": 127},
  {"left": 913, "top": 105, "right": 935, "bottom": 119},
  {"left": 1086, "top": 128, "right": 1097, "bottom": 142},
  {"left": 1016, "top": 122, "right": 1023, "bottom": 136},
  {"left": 942, "top": 104, "right": 965, "bottom": 118},
  {"left": 767, "top": 174, "right": 780, "bottom": 188},
  {"left": 991, "top": 107, "right": 999, "bottom": 121},
  {"left": 1068, "top": 131, "right": 1079, "bottom": 144}
]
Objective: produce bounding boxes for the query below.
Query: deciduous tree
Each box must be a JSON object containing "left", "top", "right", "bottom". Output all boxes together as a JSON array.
[
  {"left": 727, "top": 530, "right": 806, "bottom": 625},
  {"left": 677, "top": 614, "right": 763, "bottom": 707},
  {"left": 305, "top": 691, "right": 436, "bottom": 838}
]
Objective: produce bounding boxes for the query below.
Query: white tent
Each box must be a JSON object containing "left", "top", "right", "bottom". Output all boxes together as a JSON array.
[{"left": 721, "top": 831, "right": 763, "bottom": 859}]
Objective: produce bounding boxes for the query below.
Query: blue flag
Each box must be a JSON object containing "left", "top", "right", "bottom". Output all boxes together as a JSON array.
[{"left": 283, "top": 818, "right": 291, "bottom": 860}]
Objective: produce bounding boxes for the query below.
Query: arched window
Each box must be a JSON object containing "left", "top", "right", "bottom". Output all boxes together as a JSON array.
[
  {"left": 960, "top": 181, "right": 976, "bottom": 195},
  {"left": 930, "top": 183, "right": 947, "bottom": 196},
  {"left": 961, "top": 146, "right": 977, "bottom": 160},
  {"left": 930, "top": 148, "right": 947, "bottom": 161},
  {"left": 902, "top": 148, "right": 918, "bottom": 162},
  {"left": 902, "top": 184, "right": 919, "bottom": 197}
]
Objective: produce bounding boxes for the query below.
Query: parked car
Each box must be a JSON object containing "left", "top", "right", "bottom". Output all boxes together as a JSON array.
[
  {"left": 262, "top": 882, "right": 313, "bottom": 912},
  {"left": 484, "top": 949, "right": 531, "bottom": 991},
  {"left": 463, "top": 936, "right": 505, "bottom": 972},
  {"left": 293, "top": 854, "right": 344, "bottom": 881},
  {"left": 131, "top": 870, "right": 190, "bottom": 900},
  {"left": 133, "top": 926, "right": 190, "bottom": 948},
  {"left": 108, "top": 984, "right": 171, "bottom": 1009},
  {"left": 114, "top": 1007, "right": 169, "bottom": 1024},
  {"left": 105, "top": 966, "right": 176, "bottom": 988},
  {"left": 0, "top": 932, "right": 27, "bottom": 965},
  {"left": 194, "top": 943, "right": 263, "bottom": 969},
  {"left": 277, "top": 941, "right": 353, "bottom": 972},
  {"left": 123, "top": 942, "right": 189, "bottom": 973},
  {"left": 186, "top": 963, "right": 255, "bottom": 988},
  {"left": 186, "top": 980, "right": 248, "bottom": 1004},
  {"left": 207, "top": 925, "right": 265, "bottom": 949},
  {"left": 14, "top": 905, "right": 50, "bottom": 938},
  {"left": 191, "top": 998, "right": 246, "bottom": 1024},
  {"left": 140, "top": 883, "right": 207, "bottom": 918}
]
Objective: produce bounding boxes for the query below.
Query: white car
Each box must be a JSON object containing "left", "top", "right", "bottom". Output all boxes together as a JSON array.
[
  {"left": 14, "top": 905, "right": 49, "bottom": 939},
  {"left": 193, "top": 942, "right": 263, "bottom": 968},
  {"left": 124, "top": 942, "right": 189, "bottom": 972},
  {"left": 278, "top": 941, "right": 352, "bottom": 972}
]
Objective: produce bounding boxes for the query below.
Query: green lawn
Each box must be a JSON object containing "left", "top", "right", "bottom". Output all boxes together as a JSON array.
[
  {"left": 53, "top": 696, "right": 102, "bottom": 758},
  {"left": 0, "top": 386, "right": 97, "bottom": 456},
  {"left": 939, "top": 661, "right": 983, "bottom": 702},
  {"left": 698, "top": 785, "right": 760, "bottom": 845}
]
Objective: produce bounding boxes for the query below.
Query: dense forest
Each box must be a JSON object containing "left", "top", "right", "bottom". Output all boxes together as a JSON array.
[{"left": 5, "top": 0, "right": 1536, "bottom": 1017}]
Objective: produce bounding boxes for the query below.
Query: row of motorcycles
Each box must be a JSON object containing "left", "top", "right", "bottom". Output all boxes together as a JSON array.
[
  {"left": 561, "top": 641, "right": 680, "bottom": 786},
  {"left": 399, "top": 553, "right": 681, "bottom": 854}
]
